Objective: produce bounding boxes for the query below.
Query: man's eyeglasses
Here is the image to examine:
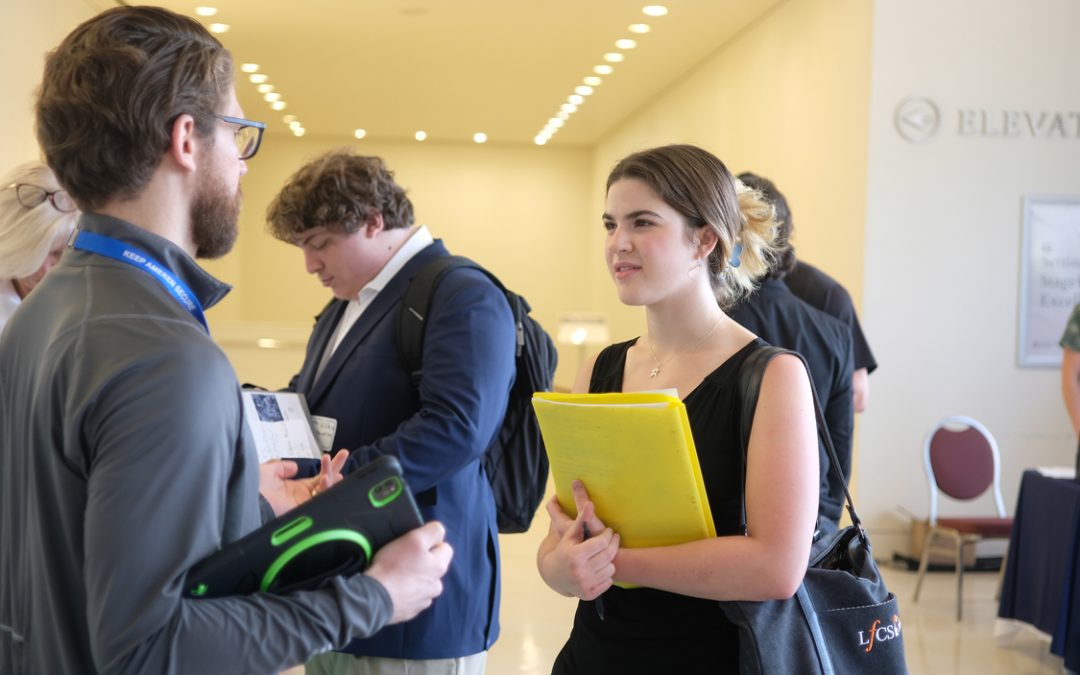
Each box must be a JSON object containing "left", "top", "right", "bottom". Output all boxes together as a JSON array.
[
  {"left": 215, "top": 115, "right": 266, "bottom": 161},
  {"left": 7, "top": 183, "right": 77, "bottom": 213}
]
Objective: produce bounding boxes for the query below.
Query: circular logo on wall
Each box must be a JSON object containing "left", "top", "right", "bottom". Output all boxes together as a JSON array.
[{"left": 894, "top": 96, "right": 940, "bottom": 144}]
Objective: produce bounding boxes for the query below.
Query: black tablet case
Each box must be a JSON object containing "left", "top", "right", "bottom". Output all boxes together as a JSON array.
[{"left": 185, "top": 455, "right": 423, "bottom": 598}]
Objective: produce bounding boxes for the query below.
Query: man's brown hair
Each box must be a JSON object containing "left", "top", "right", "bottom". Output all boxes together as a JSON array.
[
  {"left": 266, "top": 149, "right": 415, "bottom": 241},
  {"left": 35, "top": 6, "right": 233, "bottom": 211}
]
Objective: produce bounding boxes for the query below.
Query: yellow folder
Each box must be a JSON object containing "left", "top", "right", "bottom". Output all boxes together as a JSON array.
[{"left": 532, "top": 391, "right": 716, "bottom": 549}]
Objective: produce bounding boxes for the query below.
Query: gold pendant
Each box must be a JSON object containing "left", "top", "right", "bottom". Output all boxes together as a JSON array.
[{"left": 650, "top": 366, "right": 660, "bottom": 378}]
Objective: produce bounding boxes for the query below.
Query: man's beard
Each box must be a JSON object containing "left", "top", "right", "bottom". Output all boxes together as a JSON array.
[{"left": 191, "top": 169, "right": 241, "bottom": 260}]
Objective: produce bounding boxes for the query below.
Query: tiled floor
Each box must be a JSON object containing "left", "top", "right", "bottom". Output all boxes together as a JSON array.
[{"left": 286, "top": 523, "right": 1067, "bottom": 674}]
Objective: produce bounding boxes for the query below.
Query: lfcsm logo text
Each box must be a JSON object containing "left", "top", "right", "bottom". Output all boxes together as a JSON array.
[{"left": 858, "top": 614, "right": 902, "bottom": 653}]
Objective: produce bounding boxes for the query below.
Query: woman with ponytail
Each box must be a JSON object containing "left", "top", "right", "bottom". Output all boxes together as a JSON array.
[{"left": 536, "top": 144, "right": 819, "bottom": 673}]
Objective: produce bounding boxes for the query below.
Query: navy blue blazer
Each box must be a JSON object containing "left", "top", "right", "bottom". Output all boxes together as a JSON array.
[{"left": 290, "top": 240, "right": 516, "bottom": 659}]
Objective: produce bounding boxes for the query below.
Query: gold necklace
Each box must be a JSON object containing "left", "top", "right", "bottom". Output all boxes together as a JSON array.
[{"left": 646, "top": 315, "right": 725, "bottom": 378}]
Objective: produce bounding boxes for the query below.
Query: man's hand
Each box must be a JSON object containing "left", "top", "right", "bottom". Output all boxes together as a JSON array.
[
  {"left": 365, "top": 521, "right": 453, "bottom": 624},
  {"left": 259, "top": 449, "right": 350, "bottom": 517}
]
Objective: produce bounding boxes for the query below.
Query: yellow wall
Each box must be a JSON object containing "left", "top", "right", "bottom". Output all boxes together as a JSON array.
[
  {"left": 201, "top": 135, "right": 594, "bottom": 389},
  {"left": 0, "top": 0, "right": 96, "bottom": 162},
  {"left": 2, "top": 0, "right": 875, "bottom": 426},
  {"left": 588, "top": 0, "right": 874, "bottom": 344}
]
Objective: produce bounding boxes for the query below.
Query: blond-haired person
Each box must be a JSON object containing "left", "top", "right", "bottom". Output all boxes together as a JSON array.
[{"left": 0, "top": 161, "right": 78, "bottom": 336}]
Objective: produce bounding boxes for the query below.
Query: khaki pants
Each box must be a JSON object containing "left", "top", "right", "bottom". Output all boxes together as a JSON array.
[{"left": 305, "top": 651, "right": 487, "bottom": 675}]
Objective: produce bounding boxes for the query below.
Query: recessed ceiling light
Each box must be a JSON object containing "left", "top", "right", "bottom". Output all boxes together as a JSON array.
[
  {"left": 574, "top": 85, "right": 594, "bottom": 96},
  {"left": 257, "top": 84, "right": 274, "bottom": 94},
  {"left": 534, "top": 135, "right": 548, "bottom": 146},
  {"left": 208, "top": 23, "right": 229, "bottom": 33},
  {"left": 249, "top": 73, "right": 268, "bottom": 84},
  {"left": 561, "top": 103, "right": 578, "bottom": 113},
  {"left": 556, "top": 111, "right": 570, "bottom": 121},
  {"left": 629, "top": 23, "right": 651, "bottom": 33},
  {"left": 354, "top": 128, "right": 367, "bottom": 139},
  {"left": 289, "top": 120, "right": 302, "bottom": 129},
  {"left": 583, "top": 76, "right": 602, "bottom": 86},
  {"left": 642, "top": 5, "right": 668, "bottom": 17},
  {"left": 568, "top": 94, "right": 585, "bottom": 105},
  {"left": 604, "top": 52, "right": 625, "bottom": 63},
  {"left": 415, "top": 130, "right": 427, "bottom": 141},
  {"left": 241, "top": 63, "right": 259, "bottom": 73},
  {"left": 615, "top": 38, "right": 637, "bottom": 50},
  {"left": 195, "top": 6, "right": 218, "bottom": 17},
  {"left": 473, "top": 132, "right": 487, "bottom": 144},
  {"left": 264, "top": 92, "right": 281, "bottom": 102},
  {"left": 594, "top": 64, "right": 614, "bottom": 75},
  {"left": 548, "top": 118, "right": 565, "bottom": 128},
  {"left": 283, "top": 115, "right": 296, "bottom": 124},
  {"left": 293, "top": 127, "right": 306, "bottom": 137},
  {"left": 271, "top": 101, "right": 286, "bottom": 111}
]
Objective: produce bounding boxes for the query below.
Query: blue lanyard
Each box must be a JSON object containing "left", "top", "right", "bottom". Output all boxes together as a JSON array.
[{"left": 70, "top": 230, "right": 209, "bottom": 332}]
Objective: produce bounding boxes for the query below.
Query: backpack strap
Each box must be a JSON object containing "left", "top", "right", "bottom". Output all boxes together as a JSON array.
[
  {"left": 397, "top": 255, "right": 520, "bottom": 387},
  {"left": 736, "top": 345, "right": 864, "bottom": 538}
]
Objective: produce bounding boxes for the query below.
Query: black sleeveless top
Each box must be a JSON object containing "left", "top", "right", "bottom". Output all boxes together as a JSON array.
[{"left": 552, "top": 337, "right": 764, "bottom": 675}]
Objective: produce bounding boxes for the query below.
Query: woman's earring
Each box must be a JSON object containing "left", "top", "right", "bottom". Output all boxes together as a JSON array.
[{"left": 729, "top": 243, "right": 743, "bottom": 269}]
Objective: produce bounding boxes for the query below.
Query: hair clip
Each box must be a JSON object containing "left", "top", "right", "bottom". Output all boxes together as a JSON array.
[{"left": 729, "top": 242, "right": 743, "bottom": 268}]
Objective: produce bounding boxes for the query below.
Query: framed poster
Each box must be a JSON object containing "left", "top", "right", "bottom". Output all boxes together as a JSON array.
[{"left": 1018, "top": 196, "right": 1080, "bottom": 367}]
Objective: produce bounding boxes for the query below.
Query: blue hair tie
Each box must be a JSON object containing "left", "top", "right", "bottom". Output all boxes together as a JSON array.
[{"left": 729, "top": 243, "right": 743, "bottom": 268}]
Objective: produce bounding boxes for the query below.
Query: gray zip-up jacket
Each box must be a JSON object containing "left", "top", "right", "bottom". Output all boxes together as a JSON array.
[{"left": 0, "top": 213, "right": 392, "bottom": 674}]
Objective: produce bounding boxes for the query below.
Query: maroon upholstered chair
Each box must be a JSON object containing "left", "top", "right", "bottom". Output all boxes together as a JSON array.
[{"left": 912, "top": 416, "right": 1013, "bottom": 620}]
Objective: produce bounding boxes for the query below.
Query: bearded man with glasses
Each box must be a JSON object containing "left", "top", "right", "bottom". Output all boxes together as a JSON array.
[{"left": 0, "top": 6, "right": 450, "bottom": 675}]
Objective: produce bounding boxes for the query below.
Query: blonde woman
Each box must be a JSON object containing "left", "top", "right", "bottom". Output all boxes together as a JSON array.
[
  {"left": 537, "top": 144, "right": 818, "bottom": 672},
  {"left": 0, "top": 161, "right": 79, "bottom": 335}
]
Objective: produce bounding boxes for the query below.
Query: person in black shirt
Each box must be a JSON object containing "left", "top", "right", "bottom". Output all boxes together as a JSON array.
[
  {"left": 729, "top": 173, "right": 854, "bottom": 533},
  {"left": 785, "top": 260, "right": 877, "bottom": 411}
]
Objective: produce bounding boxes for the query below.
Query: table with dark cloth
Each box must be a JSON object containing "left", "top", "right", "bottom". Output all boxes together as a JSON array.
[{"left": 997, "top": 469, "right": 1080, "bottom": 670}]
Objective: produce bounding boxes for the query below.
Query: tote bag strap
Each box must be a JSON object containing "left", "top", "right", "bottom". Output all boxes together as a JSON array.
[
  {"left": 735, "top": 345, "right": 865, "bottom": 542},
  {"left": 796, "top": 585, "right": 836, "bottom": 674}
]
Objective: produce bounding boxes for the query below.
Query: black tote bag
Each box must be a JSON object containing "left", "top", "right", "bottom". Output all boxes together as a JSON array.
[{"left": 719, "top": 346, "right": 908, "bottom": 674}]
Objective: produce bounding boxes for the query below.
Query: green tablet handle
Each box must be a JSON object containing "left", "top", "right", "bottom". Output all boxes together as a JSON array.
[{"left": 260, "top": 530, "right": 373, "bottom": 592}]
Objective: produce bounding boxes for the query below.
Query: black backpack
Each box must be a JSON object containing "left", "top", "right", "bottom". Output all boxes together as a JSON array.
[{"left": 397, "top": 255, "right": 557, "bottom": 533}]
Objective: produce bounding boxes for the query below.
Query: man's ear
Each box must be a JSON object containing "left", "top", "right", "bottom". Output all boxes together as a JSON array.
[
  {"left": 363, "top": 210, "right": 385, "bottom": 238},
  {"left": 168, "top": 114, "right": 199, "bottom": 173}
]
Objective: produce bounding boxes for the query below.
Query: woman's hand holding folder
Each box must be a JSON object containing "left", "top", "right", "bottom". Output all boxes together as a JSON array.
[{"left": 537, "top": 480, "right": 620, "bottom": 601}]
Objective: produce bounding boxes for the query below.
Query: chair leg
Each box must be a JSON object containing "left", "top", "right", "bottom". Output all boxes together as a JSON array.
[
  {"left": 913, "top": 528, "right": 936, "bottom": 602},
  {"left": 995, "top": 541, "right": 1009, "bottom": 601},
  {"left": 956, "top": 537, "right": 965, "bottom": 621}
]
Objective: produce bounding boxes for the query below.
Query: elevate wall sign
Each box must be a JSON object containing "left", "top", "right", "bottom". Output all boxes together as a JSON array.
[{"left": 895, "top": 95, "right": 1080, "bottom": 143}]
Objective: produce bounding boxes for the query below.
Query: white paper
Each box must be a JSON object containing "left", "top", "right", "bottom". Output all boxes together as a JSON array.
[
  {"left": 310, "top": 415, "right": 338, "bottom": 454},
  {"left": 242, "top": 391, "right": 323, "bottom": 463},
  {"left": 1035, "top": 465, "right": 1076, "bottom": 479}
]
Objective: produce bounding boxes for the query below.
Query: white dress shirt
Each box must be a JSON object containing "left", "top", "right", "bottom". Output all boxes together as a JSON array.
[{"left": 314, "top": 226, "right": 434, "bottom": 381}]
